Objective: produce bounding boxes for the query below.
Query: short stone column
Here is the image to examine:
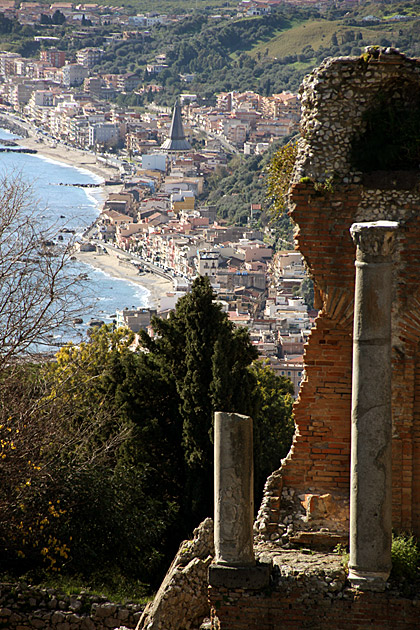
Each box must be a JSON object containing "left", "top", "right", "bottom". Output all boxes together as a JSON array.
[
  {"left": 348, "top": 220, "right": 398, "bottom": 591},
  {"left": 214, "top": 411, "right": 255, "bottom": 566},
  {"left": 209, "top": 412, "right": 269, "bottom": 589}
]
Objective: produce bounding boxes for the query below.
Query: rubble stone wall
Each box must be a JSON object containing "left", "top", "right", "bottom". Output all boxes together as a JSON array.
[
  {"left": 136, "top": 518, "right": 214, "bottom": 630},
  {"left": 0, "top": 582, "right": 143, "bottom": 630}
]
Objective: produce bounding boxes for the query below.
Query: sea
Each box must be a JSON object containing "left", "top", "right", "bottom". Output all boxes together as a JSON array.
[{"left": 0, "top": 128, "right": 149, "bottom": 347}]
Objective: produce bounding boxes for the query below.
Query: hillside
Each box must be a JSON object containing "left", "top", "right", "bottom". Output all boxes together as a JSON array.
[
  {"left": 250, "top": 20, "right": 395, "bottom": 58},
  {"left": 3, "top": 2, "right": 420, "bottom": 103},
  {"left": 98, "top": 3, "right": 420, "bottom": 105}
]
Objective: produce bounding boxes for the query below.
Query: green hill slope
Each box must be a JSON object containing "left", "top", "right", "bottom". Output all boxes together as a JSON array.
[{"left": 251, "top": 17, "right": 420, "bottom": 60}]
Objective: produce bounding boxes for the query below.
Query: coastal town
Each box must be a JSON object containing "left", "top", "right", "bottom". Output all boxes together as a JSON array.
[
  {"left": 4, "top": 1, "right": 420, "bottom": 627},
  {"left": 0, "top": 0, "right": 314, "bottom": 393}
]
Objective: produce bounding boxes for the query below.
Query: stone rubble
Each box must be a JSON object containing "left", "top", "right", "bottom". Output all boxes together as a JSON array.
[
  {"left": 0, "top": 582, "right": 143, "bottom": 630},
  {"left": 136, "top": 518, "right": 214, "bottom": 630}
]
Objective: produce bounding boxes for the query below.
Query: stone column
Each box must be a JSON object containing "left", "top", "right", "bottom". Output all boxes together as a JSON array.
[
  {"left": 209, "top": 411, "right": 270, "bottom": 590},
  {"left": 348, "top": 220, "right": 398, "bottom": 591},
  {"left": 213, "top": 411, "right": 255, "bottom": 566}
]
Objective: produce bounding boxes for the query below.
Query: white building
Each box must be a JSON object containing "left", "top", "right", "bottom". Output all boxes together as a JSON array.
[
  {"left": 141, "top": 153, "right": 166, "bottom": 172},
  {"left": 89, "top": 122, "right": 120, "bottom": 148},
  {"left": 76, "top": 48, "right": 104, "bottom": 68},
  {"left": 62, "top": 63, "right": 88, "bottom": 87},
  {"left": 197, "top": 250, "right": 219, "bottom": 277}
]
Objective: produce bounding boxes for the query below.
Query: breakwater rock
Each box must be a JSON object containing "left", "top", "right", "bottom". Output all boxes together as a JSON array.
[
  {"left": 0, "top": 147, "right": 37, "bottom": 154},
  {"left": 0, "top": 116, "right": 29, "bottom": 137}
]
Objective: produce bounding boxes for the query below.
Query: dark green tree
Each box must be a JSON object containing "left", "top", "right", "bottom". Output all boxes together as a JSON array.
[
  {"left": 0, "top": 13, "right": 15, "bottom": 33},
  {"left": 0, "top": 280, "right": 295, "bottom": 587},
  {"left": 51, "top": 9, "right": 65, "bottom": 25},
  {"left": 250, "top": 361, "right": 295, "bottom": 500},
  {"left": 294, "top": 276, "right": 314, "bottom": 309},
  {"left": 138, "top": 276, "right": 258, "bottom": 524}
]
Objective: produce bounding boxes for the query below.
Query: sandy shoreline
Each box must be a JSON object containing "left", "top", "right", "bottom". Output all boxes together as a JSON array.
[
  {"left": 4, "top": 119, "right": 174, "bottom": 309},
  {"left": 15, "top": 134, "right": 121, "bottom": 183},
  {"left": 75, "top": 248, "right": 174, "bottom": 309}
]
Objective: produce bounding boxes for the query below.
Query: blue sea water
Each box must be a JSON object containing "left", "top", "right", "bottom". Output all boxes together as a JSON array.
[{"left": 0, "top": 128, "right": 149, "bottom": 345}]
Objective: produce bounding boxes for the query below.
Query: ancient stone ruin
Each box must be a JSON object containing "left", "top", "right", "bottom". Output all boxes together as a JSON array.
[
  {"left": 139, "top": 48, "right": 420, "bottom": 630},
  {"left": 255, "top": 46, "right": 420, "bottom": 549},
  {"left": 210, "top": 48, "right": 420, "bottom": 628}
]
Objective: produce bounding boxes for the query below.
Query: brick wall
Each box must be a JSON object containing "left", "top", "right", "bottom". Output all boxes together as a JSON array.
[
  {"left": 278, "top": 179, "right": 420, "bottom": 537},
  {"left": 209, "top": 585, "right": 420, "bottom": 630},
  {"left": 280, "top": 184, "right": 357, "bottom": 499},
  {"left": 256, "top": 50, "right": 420, "bottom": 540}
]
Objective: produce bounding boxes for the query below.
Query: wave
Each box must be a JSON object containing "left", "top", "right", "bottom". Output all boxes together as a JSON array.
[
  {"left": 32, "top": 152, "right": 104, "bottom": 184},
  {"left": 77, "top": 260, "right": 150, "bottom": 304}
]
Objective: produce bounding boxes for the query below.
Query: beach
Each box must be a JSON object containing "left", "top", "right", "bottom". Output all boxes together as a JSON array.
[
  {"left": 10, "top": 122, "right": 174, "bottom": 310},
  {"left": 75, "top": 246, "right": 174, "bottom": 309},
  {"left": 15, "top": 134, "right": 120, "bottom": 183}
]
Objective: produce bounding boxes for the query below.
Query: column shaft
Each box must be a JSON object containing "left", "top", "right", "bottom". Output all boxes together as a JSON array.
[
  {"left": 349, "top": 221, "right": 398, "bottom": 591},
  {"left": 214, "top": 411, "right": 254, "bottom": 567}
]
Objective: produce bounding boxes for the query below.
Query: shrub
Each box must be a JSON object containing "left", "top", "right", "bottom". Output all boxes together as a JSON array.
[{"left": 391, "top": 533, "right": 420, "bottom": 581}]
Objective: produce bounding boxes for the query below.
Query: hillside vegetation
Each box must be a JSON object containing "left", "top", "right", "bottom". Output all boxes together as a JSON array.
[
  {"left": 249, "top": 20, "right": 405, "bottom": 59},
  {"left": 3, "top": 2, "right": 420, "bottom": 102}
]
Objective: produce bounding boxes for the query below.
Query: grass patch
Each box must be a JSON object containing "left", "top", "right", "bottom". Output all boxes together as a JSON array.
[
  {"left": 250, "top": 20, "right": 337, "bottom": 57},
  {"left": 249, "top": 19, "right": 414, "bottom": 59},
  {"left": 334, "top": 543, "right": 349, "bottom": 570},
  {"left": 0, "top": 571, "right": 154, "bottom": 605}
]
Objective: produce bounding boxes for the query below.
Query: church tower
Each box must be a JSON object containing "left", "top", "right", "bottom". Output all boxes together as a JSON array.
[{"left": 161, "top": 99, "right": 191, "bottom": 152}]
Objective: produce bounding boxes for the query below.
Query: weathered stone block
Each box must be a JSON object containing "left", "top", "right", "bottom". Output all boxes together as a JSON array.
[{"left": 208, "top": 564, "right": 270, "bottom": 590}]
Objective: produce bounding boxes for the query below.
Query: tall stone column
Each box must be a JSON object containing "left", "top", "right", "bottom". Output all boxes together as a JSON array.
[
  {"left": 348, "top": 221, "right": 398, "bottom": 591},
  {"left": 213, "top": 411, "right": 255, "bottom": 566}
]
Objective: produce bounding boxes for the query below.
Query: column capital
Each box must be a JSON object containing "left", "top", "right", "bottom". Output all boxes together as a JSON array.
[{"left": 350, "top": 221, "right": 399, "bottom": 262}]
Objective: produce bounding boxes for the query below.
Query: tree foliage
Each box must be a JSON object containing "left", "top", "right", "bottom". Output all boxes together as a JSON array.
[
  {"left": 265, "top": 140, "right": 298, "bottom": 220},
  {"left": 0, "top": 279, "right": 295, "bottom": 589},
  {"left": 251, "top": 361, "right": 294, "bottom": 496},
  {"left": 294, "top": 276, "right": 314, "bottom": 310},
  {"left": 136, "top": 276, "right": 259, "bottom": 524},
  {"left": 0, "top": 328, "right": 176, "bottom": 587}
]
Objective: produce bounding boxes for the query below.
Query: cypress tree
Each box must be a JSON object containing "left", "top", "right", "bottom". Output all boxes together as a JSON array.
[{"left": 139, "top": 276, "right": 258, "bottom": 524}]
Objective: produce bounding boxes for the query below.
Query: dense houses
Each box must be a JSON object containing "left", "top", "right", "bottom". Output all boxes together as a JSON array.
[
  {"left": 0, "top": 73, "right": 299, "bottom": 155},
  {"left": 185, "top": 90, "right": 299, "bottom": 152},
  {"left": 91, "top": 186, "right": 309, "bottom": 393},
  {"left": 0, "top": 34, "right": 299, "bottom": 152},
  {"left": 61, "top": 90, "right": 307, "bottom": 392},
  {"left": 0, "top": 1, "right": 188, "bottom": 26},
  {"left": 0, "top": 6, "right": 308, "bottom": 389}
]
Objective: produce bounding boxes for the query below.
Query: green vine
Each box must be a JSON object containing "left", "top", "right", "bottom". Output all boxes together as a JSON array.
[{"left": 265, "top": 140, "right": 298, "bottom": 219}]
